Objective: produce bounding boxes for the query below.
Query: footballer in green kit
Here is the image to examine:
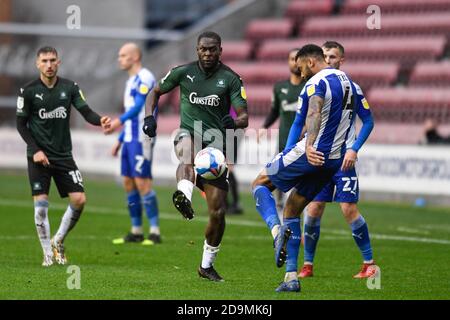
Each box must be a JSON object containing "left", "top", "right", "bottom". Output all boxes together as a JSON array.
[
  {"left": 16, "top": 46, "right": 111, "bottom": 266},
  {"left": 143, "top": 31, "right": 248, "bottom": 281}
]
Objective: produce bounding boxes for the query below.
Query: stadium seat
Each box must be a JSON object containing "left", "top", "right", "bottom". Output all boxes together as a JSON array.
[
  {"left": 300, "top": 13, "right": 450, "bottom": 38},
  {"left": 409, "top": 61, "right": 450, "bottom": 86},
  {"left": 227, "top": 61, "right": 399, "bottom": 89},
  {"left": 245, "top": 19, "right": 294, "bottom": 42},
  {"left": 341, "top": 62, "right": 400, "bottom": 89},
  {"left": 226, "top": 62, "right": 290, "bottom": 84},
  {"left": 256, "top": 37, "right": 446, "bottom": 63},
  {"left": 221, "top": 41, "right": 253, "bottom": 62},
  {"left": 244, "top": 85, "right": 273, "bottom": 115},
  {"left": 285, "top": 0, "right": 334, "bottom": 20},
  {"left": 342, "top": 0, "right": 450, "bottom": 15},
  {"left": 368, "top": 87, "right": 450, "bottom": 122}
]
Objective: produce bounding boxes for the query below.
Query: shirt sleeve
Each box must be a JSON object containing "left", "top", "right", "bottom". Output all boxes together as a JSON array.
[
  {"left": 351, "top": 86, "right": 374, "bottom": 152},
  {"left": 285, "top": 91, "right": 308, "bottom": 149},
  {"left": 306, "top": 78, "right": 326, "bottom": 99},
  {"left": 229, "top": 75, "right": 247, "bottom": 109},
  {"left": 71, "top": 82, "right": 89, "bottom": 110},
  {"left": 158, "top": 66, "right": 183, "bottom": 94},
  {"left": 16, "top": 87, "right": 31, "bottom": 117}
]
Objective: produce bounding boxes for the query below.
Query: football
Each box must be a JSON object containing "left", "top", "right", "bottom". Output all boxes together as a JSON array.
[{"left": 194, "top": 147, "right": 227, "bottom": 180}]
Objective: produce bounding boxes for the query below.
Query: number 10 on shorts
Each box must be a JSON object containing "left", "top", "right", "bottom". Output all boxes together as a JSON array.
[{"left": 69, "top": 170, "right": 83, "bottom": 185}]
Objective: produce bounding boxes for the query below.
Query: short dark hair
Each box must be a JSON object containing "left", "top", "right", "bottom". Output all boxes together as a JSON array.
[
  {"left": 295, "top": 44, "right": 325, "bottom": 61},
  {"left": 197, "top": 31, "right": 221, "bottom": 46},
  {"left": 322, "top": 41, "right": 345, "bottom": 56},
  {"left": 36, "top": 46, "right": 58, "bottom": 57}
]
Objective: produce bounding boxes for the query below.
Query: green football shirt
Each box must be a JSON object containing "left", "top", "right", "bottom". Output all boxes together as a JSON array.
[
  {"left": 159, "top": 61, "right": 247, "bottom": 151},
  {"left": 16, "top": 77, "right": 88, "bottom": 160},
  {"left": 271, "top": 79, "right": 306, "bottom": 151}
]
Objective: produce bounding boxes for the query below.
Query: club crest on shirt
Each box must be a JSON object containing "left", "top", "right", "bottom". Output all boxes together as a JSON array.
[{"left": 216, "top": 79, "right": 226, "bottom": 88}]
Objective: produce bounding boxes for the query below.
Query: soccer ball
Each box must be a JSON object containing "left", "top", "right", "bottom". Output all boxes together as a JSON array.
[{"left": 194, "top": 147, "right": 227, "bottom": 180}]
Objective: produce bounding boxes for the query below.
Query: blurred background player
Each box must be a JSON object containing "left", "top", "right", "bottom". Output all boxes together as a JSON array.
[
  {"left": 298, "top": 41, "right": 375, "bottom": 279},
  {"left": 143, "top": 31, "right": 248, "bottom": 281},
  {"left": 106, "top": 43, "right": 161, "bottom": 245},
  {"left": 16, "top": 46, "right": 110, "bottom": 266},
  {"left": 252, "top": 44, "right": 357, "bottom": 292},
  {"left": 257, "top": 48, "right": 305, "bottom": 216},
  {"left": 423, "top": 118, "right": 450, "bottom": 144}
]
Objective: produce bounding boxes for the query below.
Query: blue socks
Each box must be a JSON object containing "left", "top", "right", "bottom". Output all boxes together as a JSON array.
[
  {"left": 350, "top": 215, "right": 373, "bottom": 262},
  {"left": 142, "top": 190, "right": 159, "bottom": 228},
  {"left": 303, "top": 214, "right": 321, "bottom": 264},
  {"left": 127, "top": 190, "right": 142, "bottom": 227},
  {"left": 252, "top": 186, "right": 280, "bottom": 231},
  {"left": 285, "top": 217, "right": 301, "bottom": 273}
]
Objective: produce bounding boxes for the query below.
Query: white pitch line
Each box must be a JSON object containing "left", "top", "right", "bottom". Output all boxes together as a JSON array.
[
  {"left": 423, "top": 224, "right": 450, "bottom": 232},
  {"left": 396, "top": 226, "right": 430, "bottom": 235},
  {"left": 1, "top": 198, "right": 450, "bottom": 245}
]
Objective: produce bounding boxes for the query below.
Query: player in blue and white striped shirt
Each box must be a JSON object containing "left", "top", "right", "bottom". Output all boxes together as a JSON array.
[
  {"left": 105, "top": 43, "right": 161, "bottom": 245},
  {"left": 252, "top": 44, "right": 356, "bottom": 292},
  {"left": 298, "top": 41, "right": 375, "bottom": 280}
]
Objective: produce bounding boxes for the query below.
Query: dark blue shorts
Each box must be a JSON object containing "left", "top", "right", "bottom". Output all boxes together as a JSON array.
[
  {"left": 121, "top": 140, "right": 154, "bottom": 178},
  {"left": 266, "top": 146, "right": 342, "bottom": 201},
  {"left": 313, "top": 167, "right": 359, "bottom": 203}
]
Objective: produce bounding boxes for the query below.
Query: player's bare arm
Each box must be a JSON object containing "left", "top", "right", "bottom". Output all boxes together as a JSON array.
[
  {"left": 306, "top": 95, "right": 325, "bottom": 166},
  {"left": 233, "top": 107, "right": 249, "bottom": 129},
  {"left": 341, "top": 149, "right": 357, "bottom": 171}
]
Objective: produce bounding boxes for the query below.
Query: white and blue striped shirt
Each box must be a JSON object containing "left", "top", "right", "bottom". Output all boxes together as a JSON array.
[
  {"left": 122, "top": 68, "right": 155, "bottom": 143},
  {"left": 296, "top": 67, "right": 356, "bottom": 159}
]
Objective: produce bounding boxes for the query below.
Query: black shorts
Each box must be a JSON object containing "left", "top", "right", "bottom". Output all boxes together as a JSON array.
[
  {"left": 27, "top": 157, "right": 85, "bottom": 198},
  {"left": 195, "top": 168, "right": 229, "bottom": 192}
]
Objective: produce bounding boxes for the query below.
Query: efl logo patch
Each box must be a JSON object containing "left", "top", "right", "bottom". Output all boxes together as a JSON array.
[
  {"left": 79, "top": 90, "right": 86, "bottom": 101},
  {"left": 139, "top": 84, "right": 149, "bottom": 95},
  {"left": 362, "top": 98, "right": 370, "bottom": 109},
  {"left": 17, "top": 97, "right": 24, "bottom": 110},
  {"left": 307, "top": 85, "right": 315, "bottom": 97},
  {"left": 241, "top": 86, "right": 247, "bottom": 100}
]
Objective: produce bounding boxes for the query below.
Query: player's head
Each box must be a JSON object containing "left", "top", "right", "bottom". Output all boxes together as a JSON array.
[
  {"left": 197, "top": 31, "right": 222, "bottom": 71},
  {"left": 118, "top": 42, "right": 142, "bottom": 71},
  {"left": 36, "top": 46, "right": 60, "bottom": 79},
  {"left": 288, "top": 48, "right": 301, "bottom": 76},
  {"left": 295, "top": 44, "right": 325, "bottom": 80},
  {"left": 322, "top": 41, "right": 345, "bottom": 69}
]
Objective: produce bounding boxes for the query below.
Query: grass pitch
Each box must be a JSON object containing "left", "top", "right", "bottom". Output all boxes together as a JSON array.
[{"left": 0, "top": 170, "right": 449, "bottom": 300}]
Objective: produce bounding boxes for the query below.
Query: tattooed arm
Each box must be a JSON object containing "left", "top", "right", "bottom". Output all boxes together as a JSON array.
[{"left": 305, "top": 95, "right": 325, "bottom": 166}]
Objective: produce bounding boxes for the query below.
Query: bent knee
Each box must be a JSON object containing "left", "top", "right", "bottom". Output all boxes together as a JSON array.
[
  {"left": 70, "top": 193, "right": 86, "bottom": 209},
  {"left": 252, "top": 171, "right": 271, "bottom": 191},
  {"left": 307, "top": 201, "right": 326, "bottom": 217},
  {"left": 340, "top": 203, "right": 359, "bottom": 221},
  {"left": 209, "top": 207, "right": 226, "bottom": 220}
]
